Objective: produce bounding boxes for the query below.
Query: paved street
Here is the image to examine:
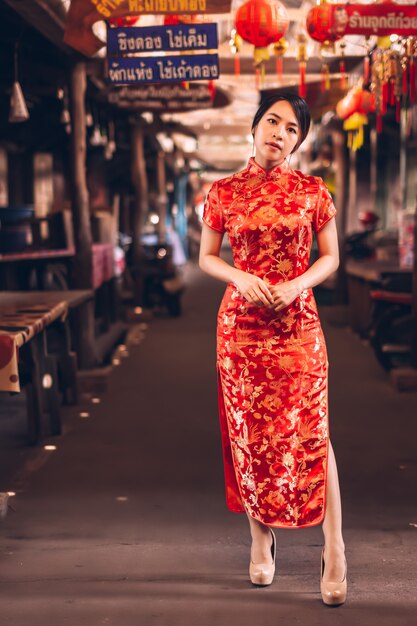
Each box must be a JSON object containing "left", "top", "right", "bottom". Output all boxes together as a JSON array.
[{"left": 1, "top": 258, "right": 416, "bottom": 626}]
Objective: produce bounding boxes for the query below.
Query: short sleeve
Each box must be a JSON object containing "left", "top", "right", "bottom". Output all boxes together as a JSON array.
[
  {"left": 202, "top": 182, "right": 225, "bottom": 233},
  {"left": 313, "top": 178, "right": 337, "bottom": 233}
]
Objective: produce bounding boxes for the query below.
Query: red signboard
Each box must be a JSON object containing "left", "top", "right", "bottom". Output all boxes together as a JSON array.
[
  {"left": 307, "top": 3, "right": 417, "bottom": 42},
  {"left": 65, "top": 0, "right": 232, "bottom": 56}
]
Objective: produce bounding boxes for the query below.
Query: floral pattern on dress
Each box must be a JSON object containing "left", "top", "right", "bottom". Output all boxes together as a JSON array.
[{"left": 203, "top": 157, "right": 337, "bottom": 528}]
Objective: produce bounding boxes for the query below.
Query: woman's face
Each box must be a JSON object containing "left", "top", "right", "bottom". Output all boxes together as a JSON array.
[{"left": 252, "top": 100, "right": 300, "bottom": 170}]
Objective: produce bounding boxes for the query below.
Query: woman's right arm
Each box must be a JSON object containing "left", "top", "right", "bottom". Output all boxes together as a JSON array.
[{"left": 198, "top": 223, "right": 274, "bottom": 307}]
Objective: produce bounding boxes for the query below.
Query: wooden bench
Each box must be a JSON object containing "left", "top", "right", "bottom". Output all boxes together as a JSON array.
[{"left": 0, "top": 290, "right": 93, "bottom": 445}]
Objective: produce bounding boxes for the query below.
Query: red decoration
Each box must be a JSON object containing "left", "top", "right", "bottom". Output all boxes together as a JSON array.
[
  {"left": 306, "top": 3, "right": 342, "bottom": 45},
  {"left": 336, "top": 87, "right": 374, "bottom": 120},
  {"left": 276, "top": 57, "right": 283, "bottom": 80},
  {"left": 108, "top": 15, "right": 139, "bottom": 27},
  {"left": 410, "top": 58, "right": 416, "bottom": 103},
  {"left": 299, "top": 62, "right": 306, "bottom": 98},
  {"left": 235, "top": 0, "right": 289, "bottom": 48},
  {"left": 164, "top": 14, "right": 209, "bottom": 25}
]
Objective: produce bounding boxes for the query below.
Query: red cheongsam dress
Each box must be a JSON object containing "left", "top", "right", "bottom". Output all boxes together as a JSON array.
[{"left": 203, "top": 157, "right": 337, "bottom": 529}]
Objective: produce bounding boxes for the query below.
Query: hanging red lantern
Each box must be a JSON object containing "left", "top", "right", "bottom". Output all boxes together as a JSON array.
[
  {"left": 235, "top": 0, "right": 289, "bottom": 63},
  {"left": 336, "top": 87, "right": 373, "bottom": 120},
  {"left": 306, "top": 2, "right": 342, "bottom": 45},
  {"left": 108, "top": 15, "right": 139, "bottom": 28}
]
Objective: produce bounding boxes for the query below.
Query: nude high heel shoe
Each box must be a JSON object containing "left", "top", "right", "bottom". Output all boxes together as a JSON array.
[
  {"left": 320, "top": 548, "right": 347, "bottom": 606},
  {"left": 249, "top": 528, "right": 276, "bottom": 586}
]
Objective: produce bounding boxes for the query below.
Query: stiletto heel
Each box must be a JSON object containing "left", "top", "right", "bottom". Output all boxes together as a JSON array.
[
  {"left": 249, "top": 527, "right": 276, "bottom": 586},
  {"left": 320, "top": 548, "right": 347, "bottom": 606}
]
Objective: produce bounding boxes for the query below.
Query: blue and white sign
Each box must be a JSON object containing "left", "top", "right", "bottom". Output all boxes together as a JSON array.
[
  {"left": 108, "top": 54, "right": 219, "bottom": 84},
  {"left": 107, "top": 23, "right": 218, "bottom": 55}
]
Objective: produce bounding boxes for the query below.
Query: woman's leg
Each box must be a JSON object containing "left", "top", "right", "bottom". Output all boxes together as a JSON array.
[
  {"left": 246, "top": 513, "right": 274, "bottom": 564},
  {"left": 321, "top": 440, "right": 346, "bottom": 581}
]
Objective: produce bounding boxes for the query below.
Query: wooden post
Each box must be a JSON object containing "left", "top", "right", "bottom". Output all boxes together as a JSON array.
[
  {"left": 131, "top": 122, "right": 148, "bottom": 305},
  {"left": 156, "top": 150, "right": 167, "bottom": 243},
  {"left": 68, "top": 62, "right": 96, "bottom": 368},
  {"left": 69, "top": 62, "right": 93, "bottom": 289}
]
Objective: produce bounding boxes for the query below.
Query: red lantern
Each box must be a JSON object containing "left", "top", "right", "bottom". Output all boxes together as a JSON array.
[
  {"left": 235, "top": 0, "right": 289, "bottom": 49},
  {"left": 306, "top": 3, "right": 342, "bottom": 45},
  {"left": 336, "top": 87, "right": 374, "bottom": 120},
  {"left": 108, "top": 15, "right": 139, "bottom": 28}
]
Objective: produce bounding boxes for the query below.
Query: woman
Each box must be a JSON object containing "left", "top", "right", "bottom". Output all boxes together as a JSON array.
[{"left": 199, "top": 94, "right": 346, "bottom": 606}]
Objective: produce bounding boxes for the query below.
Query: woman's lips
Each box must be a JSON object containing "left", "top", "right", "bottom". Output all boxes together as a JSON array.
[{"left": 266, "top": 142, "right": 282, "bottom": 150}]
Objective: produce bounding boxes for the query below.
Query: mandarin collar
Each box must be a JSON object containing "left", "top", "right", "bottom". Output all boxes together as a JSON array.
[{"left": 246, "top": 156, "right": 290, "bottom": 180}]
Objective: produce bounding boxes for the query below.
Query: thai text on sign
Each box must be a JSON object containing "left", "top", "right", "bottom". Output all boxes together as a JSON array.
[
  {"left": 107, "top": 84, "right": 218, "bottom": 111},
  {"left": 310, "top": 3, "right": 417, "bottom": 37},
  {"left": 108, "top": 54, "right": 219, "bottom": 84},
  {"left": 107, "top": 24, "right": 218, "bottom": 55},
  {"left": 64, "top": 0, "right": 231, "bottom": 56},
  {"left": 89, "top": 0, "right": 224, "bottom": 17}
]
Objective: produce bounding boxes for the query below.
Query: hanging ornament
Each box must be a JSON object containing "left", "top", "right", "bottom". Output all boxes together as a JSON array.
[
  {"left": 306, "top": 0, "right": 343, "bottom": 46},
  {"left": 9, "top": 39, "right": 29, "bottom": 124},
  {"left": 296, "top": 33, "right": 308, "bottom": 98},
  {"left": 235, "top": 0, "right": 289, "bottom": 66},
  {"left": 229, "top": 29, "right": 243, "bottom": 77},
  {"left": 363, "top": 37, "right": 371, "bottom": 85},
  {"left": 343, "top": 113, "right": 368, "bottom": 151},
  {"left": 108, "top": 15, "right": 139, "bottom": 27},
  {"left": 164, "top": 14, "right": 208, "bottom": 25},
  {"left": 208, "top": 80, "right": 216, "bottom": 100},
  {"left": 273, "top": 37, "right": 288, "bottom": 83}
]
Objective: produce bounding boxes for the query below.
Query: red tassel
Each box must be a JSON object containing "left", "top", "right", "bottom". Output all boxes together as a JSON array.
[
  {"left": 402, "top": 65, "right": 408, "bottom": 96},
  {"left": 340, "top": 59, "right": 346, "bottom": 89},
  {"left": 234, "top": 55, "right": 240, "bottom": 77},
  {"left": 396, "top": 98, "right": 401, "bottom": 123},
  {"left": 410, "top": 59, "right": 416, "bottom": 103},
  {"left": 276, "top": 57, "right": 283, "bottom": 82},
  {"left": 364, "top": 56, "right": 370, "bottom": 84},
  {"left": 299, "top": 61, "right": 306, "bottom": 98},
  {"left": 208, "top": 80, "right": 216, "bottom": 100},
  {"left": 381, "top": 82, "right": 389, "bottom": 114},
  {"left": 376, "top": 113, "right": 383, "bottom": 133}
]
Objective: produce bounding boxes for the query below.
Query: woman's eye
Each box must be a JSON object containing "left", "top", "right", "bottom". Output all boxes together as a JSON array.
[
  {"left": 288, "top": 128, "right": 297, "bottom": 134},
  {"left": 267, "top": 118, "right": 276, "bottom": 124}
]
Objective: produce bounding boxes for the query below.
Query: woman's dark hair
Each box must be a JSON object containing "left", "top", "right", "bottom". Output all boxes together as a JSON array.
[{"left": 251, "top": 93, "right": 311, "bottom": 153}]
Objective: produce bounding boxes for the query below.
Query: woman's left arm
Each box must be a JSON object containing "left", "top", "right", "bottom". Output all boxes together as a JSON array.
[{"left": 271, "top": 218, "right": 339, "bottom": 311}]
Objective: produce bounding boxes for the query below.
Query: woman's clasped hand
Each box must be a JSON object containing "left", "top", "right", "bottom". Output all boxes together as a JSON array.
[{"left": 233, "top": 270, "right": 302, "bottom": 312}]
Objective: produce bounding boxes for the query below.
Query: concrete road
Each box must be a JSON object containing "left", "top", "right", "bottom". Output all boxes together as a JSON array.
[{"left": 1, "top": 259, "right": 416, "bottom": 626}]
